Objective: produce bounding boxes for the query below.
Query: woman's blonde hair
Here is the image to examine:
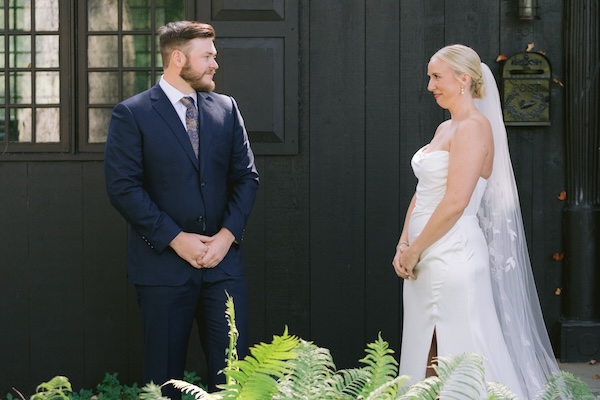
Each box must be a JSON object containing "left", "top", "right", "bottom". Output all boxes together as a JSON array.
[{"left": 432, "top": 44, "right": 485, "bottom": 99}]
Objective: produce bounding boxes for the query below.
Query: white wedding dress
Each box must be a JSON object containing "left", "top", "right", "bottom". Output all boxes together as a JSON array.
[{"left": 398, "top": 147, "right": 526, "bottom": 399}]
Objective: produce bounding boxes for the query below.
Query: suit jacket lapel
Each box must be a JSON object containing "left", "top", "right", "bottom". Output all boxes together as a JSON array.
[{"left": 150, "top": 85, "right": 199, "bottom": 170}]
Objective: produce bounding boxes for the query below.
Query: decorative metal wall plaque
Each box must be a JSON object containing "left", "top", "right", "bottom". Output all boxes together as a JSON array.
[{"left": 502, "top": 52, "right": 551, "bottom": 126}]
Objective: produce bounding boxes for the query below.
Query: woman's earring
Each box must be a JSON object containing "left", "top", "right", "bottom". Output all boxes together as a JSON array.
[{"left": 461, "top": 86, "right": 465, "bottom": 95}]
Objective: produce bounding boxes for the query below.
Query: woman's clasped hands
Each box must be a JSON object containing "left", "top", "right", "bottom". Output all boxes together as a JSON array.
[{"left": 392, "top": 241, "right": 419, "bottom": 280}]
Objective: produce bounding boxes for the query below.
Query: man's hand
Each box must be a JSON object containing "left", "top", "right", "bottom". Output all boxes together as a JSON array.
[
  {"left": 197, "top": 228, "right": 235, "bottom": 268},
  {"left": 169, "top": 231, "right": 209, "bottom": 269}
]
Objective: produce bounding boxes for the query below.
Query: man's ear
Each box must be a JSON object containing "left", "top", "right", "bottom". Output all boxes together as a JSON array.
[{"left": 171, "top": 49, "right": 186, "bottom": 68}]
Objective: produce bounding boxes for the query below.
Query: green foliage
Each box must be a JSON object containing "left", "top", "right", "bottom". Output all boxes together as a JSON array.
[
  {"left": 30, "top": 376, "right": 72, "bottom": 400},
  {"left": 67, "top": 388, "right": 95, "bottom": 400},
  {"left": 397, "top": 375, "right": 442, "bottom": 400},
  {"left": 536, "top": 370, "right": 595, "bottom": 400},
  {"left": 434, "top": 353, "right": 488, "bottom": 399},
  {"left": 218, "top": 326, "right": 300, "bottom": 399},
  {"left": 329, "top": 368, "right": 371, "bottom": 399},
  {"left": 357, "top": 332, "right": 400, "bottom": 398},
  {"left": 90, "top": 372, "right": 140, "bottom": 399},
  {"left": 210, "top": 295, "right": 549, "bottom": 399},
  {"left": 138, "top": 382, "right": 168, "bottom": 400},
  {"left": 6, "top": 348, "right": 597, "bottom": 400},
  {"left": 486, "top": 382, "right": 520, "bottom": 400},
  {"left": 274, "top": 340, "right": 337, "bottom": 400},
  {"left": 6, "top": 295, "right": 596, "bottom": 400},
  {"left": 6, "top": 371, "right": 205, "bottom": 400},
  {"left": 224, "top": 291, "right": 240, "bottom": 382}
]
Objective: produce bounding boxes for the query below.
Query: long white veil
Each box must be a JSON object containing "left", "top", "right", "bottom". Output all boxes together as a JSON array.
[{"left": 475, "top": 63, "right": 559, "bottom": 398}]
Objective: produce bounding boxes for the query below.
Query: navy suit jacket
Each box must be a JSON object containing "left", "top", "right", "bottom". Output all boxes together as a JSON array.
[{"left": 105, "top": 84, "right": 259, "bottom": 286}]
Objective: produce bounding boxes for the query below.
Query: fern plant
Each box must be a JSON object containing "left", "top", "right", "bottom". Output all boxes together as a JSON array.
[
  {"left": 150, "top": 294, "right": 595, "bottom": 400},
  {"left": 30, "top": 376, "right": 72, "bottom": 400},
  {"left": 273, "top": 339, "right": 337, "bottom": 399},
  {"left": 218, "top": 326, "right": 300, "bottom": 399},
  {"left": 18, "top": 292, "right": 587, "bottom": 400},
  {"left": 357, "top": 332, "right": 400, "bottom": 398},
  {"left": 536, "top": 370, "right": 595, "bottom": 400}
]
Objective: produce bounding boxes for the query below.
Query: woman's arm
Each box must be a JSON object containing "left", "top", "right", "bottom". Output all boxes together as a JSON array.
[
  {"left": 393, "top": 193, "right": 416, "bottom": 278},
  {"left": 400, "top": 117, "right": 492, "bottom": 278}
]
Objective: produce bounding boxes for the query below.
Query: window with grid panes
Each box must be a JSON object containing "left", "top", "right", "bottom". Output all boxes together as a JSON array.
[
  {"left": 0, "top": 0, "right": 188, "bottom": 158},
  {"left": 1, "top": 0, "right": 66, "bottom": 153},
  {"left": 81, "top": 0, "right": 187, "bottom": 152}
]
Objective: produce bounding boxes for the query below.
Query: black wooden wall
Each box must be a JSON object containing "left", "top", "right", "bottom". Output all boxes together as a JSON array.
[{"left": 0, "top": 0, "right": 566, "bottom": 395}]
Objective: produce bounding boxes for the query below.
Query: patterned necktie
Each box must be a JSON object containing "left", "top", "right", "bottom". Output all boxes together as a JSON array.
[{"left": 180, "top": 96, "right": 199, "bottom": 158}]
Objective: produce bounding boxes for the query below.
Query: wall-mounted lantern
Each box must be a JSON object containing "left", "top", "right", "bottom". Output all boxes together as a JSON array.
[
  {"left": 518, "top": 0, "right": 540, "bottom": 20},
  {"left": 502, "top": 52, "right": 551, "bottom": 126}
]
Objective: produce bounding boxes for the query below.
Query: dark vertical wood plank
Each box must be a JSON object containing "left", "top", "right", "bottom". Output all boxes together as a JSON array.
[
  {"left": 444, "top": 0, "right": 499, "bottom": 58},
  {"left": 499, "top": 2, "right": 536, "bottom": 256},
  {"left": 28, "top": 163, "right": 85, "bottom": 386},
  {"left": 242, "top": 156, "right": 267, "bottom": 342},
  {"left": 258, "top": 0, "right": 312, "bottom": 342},
  {"left": 500, "top": 0, "right": 564, "bottom": 349},
  {"left": 399, "top": 0, "right": 446, "bottom": 170},
  {"left": 499, "top": 0, "right": 565, "bottom": 349},
  {"left": 82, "top": 162, "right": 130, "bottom": 387},
  {"left": 309, "top": 0, "right": 367, "bottom": 368},
  {"left": 364, "top": 0, "right": 401, "bottom": 351},
  {"left": 521, "top": 0, "right": 565, "bottom": 346},
  {"left": 263, "top": 156, "right": 310, "bottom": 339},
  {"left": 0, "top": 163, "right": 31, "bottom": 395}
]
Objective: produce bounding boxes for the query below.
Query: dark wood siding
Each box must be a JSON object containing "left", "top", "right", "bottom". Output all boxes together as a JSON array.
[{"left": 0, "top": 0, "right": 567, "bottom": 393}]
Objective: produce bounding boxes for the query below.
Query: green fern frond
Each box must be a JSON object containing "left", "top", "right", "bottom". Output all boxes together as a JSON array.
[
  {"left": 434, "top": 353, "right": 487, "bottom": 399},
  {"left": 219, "top": 327, "right": 300, "bottom": 399},
  {"left": 224, "top": 291, "right": 239, "bottom": 380},
  {"left": 486, "top": 381, "right": 519, "bottom": 399},
  {"left": 535, "top": 370, "right": 595, "bottom": 400},
  {"left": 398, "top": 376, "right": 442, "bottom": 399},
  {"left": 163, "top": 379, "right": 219, "bottom": 400},
  {"left": 30, "top": 376, "right": 72, "bottom": 400},
  {"left": 358, "top": 332, "right": 399, "bottom": 398},
  {"left": 329, "top": 368, "right": 371, "bottom": 399},
  {"left": 139, "top": 382, "right": 169, "bottom": 400},
  {"left": 392, "top": 375, "right": 412, "bottom": 398},
  {"left": 274, "top": 340, "right": 336, "bottom": 400},
  {"left": 365, "top": 375, "right": 410, "bottom": 400}
]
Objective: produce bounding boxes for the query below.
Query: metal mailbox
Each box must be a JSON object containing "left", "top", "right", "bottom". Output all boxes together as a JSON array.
[{"left": 502, "top": 52, "right": 551, "bottom": 126}]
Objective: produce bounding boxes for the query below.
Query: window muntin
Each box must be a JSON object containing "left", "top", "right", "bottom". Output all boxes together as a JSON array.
[
  {"left": 1, "top": 0, "right": 64, "bottom": 151},
  {"left": 1, "top": 0, "right": 187, "bottom": 156},
  {"left": 80, "top": 0, "right": 181, "bottom": 151}
]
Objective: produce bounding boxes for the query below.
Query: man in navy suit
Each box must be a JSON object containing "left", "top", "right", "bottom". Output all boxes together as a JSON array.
[{"left": 104, "top": 21, "right": 259, "bottom": 398}]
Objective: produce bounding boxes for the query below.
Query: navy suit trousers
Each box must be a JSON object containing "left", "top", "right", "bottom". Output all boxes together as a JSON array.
[{"left": 135, "top": 268, "right": 249, "bottom": 398}]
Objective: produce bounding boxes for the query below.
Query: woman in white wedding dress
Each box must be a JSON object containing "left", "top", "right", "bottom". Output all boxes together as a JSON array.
[{"left": 392, "top": 45, "right": 559, "bottom": 399}]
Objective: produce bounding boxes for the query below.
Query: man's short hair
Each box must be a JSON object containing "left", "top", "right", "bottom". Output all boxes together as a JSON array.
[{"left": 158, "top": 21, "right": 215, "bottom": 66}]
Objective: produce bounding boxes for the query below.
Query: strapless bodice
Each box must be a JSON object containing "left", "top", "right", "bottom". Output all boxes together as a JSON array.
[{"left": 411, "top": 147, "right": 487, "bottom": 217}]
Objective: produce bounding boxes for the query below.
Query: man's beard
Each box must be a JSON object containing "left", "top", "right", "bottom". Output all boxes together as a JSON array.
[{"left": 180, "top": 63, "right": 215, "bottom": 92}]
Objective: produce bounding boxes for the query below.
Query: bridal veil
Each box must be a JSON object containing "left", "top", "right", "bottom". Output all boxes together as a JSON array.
[{"left": 475, "top": 62, "right": 559, "bottom": 398}]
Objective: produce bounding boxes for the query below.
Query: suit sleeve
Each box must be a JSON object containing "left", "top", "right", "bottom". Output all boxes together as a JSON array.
[
  {"left": 220, "top": 97, "right": 260, "bottom": 243},
  {"left": 104, "top": 102, "right": 182, "bottom": 252}
]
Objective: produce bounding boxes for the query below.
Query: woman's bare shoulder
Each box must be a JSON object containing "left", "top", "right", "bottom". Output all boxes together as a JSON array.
[{"left": 456, "top": 112, "right": 491, "bottom": 140}]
